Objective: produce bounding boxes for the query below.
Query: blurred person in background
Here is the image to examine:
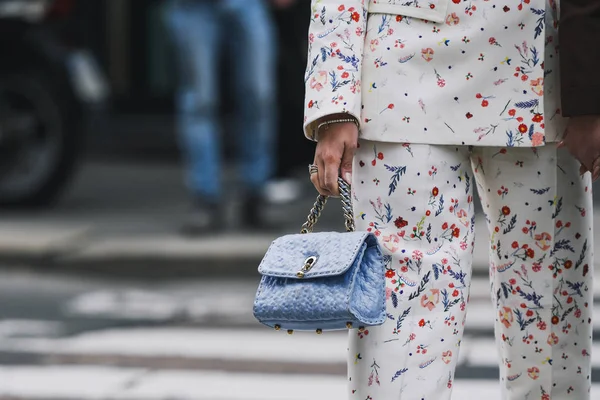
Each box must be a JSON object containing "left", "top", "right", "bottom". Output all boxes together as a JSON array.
[
  {"left": 305, "top": 0, "right": 599, "bottom": 399},
  {"left": 165, "top": 0, "right": 295, "bottom": 235}
]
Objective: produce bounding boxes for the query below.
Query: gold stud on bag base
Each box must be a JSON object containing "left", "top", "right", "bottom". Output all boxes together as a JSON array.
[
  {"left": 273, "top": 177, "right": 359, "bottom": 335},
  {"left": 274, "top": 323, "right": 365, "bottom": 335}
]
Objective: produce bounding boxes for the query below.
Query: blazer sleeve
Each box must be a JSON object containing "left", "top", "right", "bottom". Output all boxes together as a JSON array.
[
  {"left": 303, "top": 0, "right": 368, "bottom": 140},
  {"left": 559, "top": 0, "right": 600, "bottom": 117}
]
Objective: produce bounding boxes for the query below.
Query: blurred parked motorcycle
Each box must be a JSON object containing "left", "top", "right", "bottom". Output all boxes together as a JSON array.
[{"left": 0, "top": 0, "right": 108, "bottom": 207}]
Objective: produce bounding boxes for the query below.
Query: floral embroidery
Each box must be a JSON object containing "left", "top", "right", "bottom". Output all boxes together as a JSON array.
[
  {"left": 304, "top": 0, "right": 565, "bottom": 147},
  {"left": 348, "top": 141, "right": 592, "bottom": 399}
]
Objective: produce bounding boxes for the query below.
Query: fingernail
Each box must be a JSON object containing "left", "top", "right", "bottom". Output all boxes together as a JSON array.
[{"left": 344, "top": 172, "right": 352, "bottom": 184}]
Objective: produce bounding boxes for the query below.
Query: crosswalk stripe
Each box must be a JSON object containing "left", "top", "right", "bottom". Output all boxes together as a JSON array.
[
  {"left": 0, "top": 366, "right": 597, "bottom": 400},
  {"left": 1, "top": 327, "right": 599, "bottom": 368},
  {"left": 61, "top": 276, "right": 600, "bottom": 328},
  {"left": 0, "top": 328, "right": 348, "bottom": 363}
]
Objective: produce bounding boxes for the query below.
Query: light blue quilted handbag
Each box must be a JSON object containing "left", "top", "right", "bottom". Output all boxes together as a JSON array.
[{"left": 253, "top": 178, "right": 386, "bottom": 334}]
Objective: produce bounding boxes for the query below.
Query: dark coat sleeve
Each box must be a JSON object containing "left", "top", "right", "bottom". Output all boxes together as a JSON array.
[{"left": 559, "top": 0, "right": 600, "bottom": 117}]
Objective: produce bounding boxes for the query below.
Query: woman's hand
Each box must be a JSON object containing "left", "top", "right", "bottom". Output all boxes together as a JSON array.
[
  {"left": 310, "top": 117, "right": 359, "bottom": 196},
  {"left": 560, "top": 115, "right": 600, "bottom": 181}
]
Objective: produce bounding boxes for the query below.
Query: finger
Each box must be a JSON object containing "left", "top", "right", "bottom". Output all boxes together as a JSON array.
[
  {"left": 340, "top": 140, "right": 357, "bottom": 184},
  {"left": 323, "top": 150, "right": 341, "bottom": 196},
  {"left": 317, "top": 157, "right": 333, "bottom": 196},
  {"left": 313, "top": 155, "right": 332, "bottom": 196},
  {"left": 310, "top": 162, "right": 330, "bottom": 196},
  {"left": 309, "top": 170, "right": 328, "bottom": 196}
]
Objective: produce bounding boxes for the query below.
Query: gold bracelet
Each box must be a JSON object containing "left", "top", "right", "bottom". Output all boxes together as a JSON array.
[{"left": 313, "top": 117, "right": 359, "bottom": 141}]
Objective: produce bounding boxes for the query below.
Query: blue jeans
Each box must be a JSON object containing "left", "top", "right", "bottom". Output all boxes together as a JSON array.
[{"left": 166, "top": 0, "right": 276, "bottom": 201}]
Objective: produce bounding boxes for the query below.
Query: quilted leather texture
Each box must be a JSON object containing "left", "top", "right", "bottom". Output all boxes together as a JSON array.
[{"left": 253, "top": 231, "right": 386, "bottom": 331}]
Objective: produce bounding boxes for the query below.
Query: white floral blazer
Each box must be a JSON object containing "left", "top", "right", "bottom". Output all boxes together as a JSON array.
[{"left": 304, "top": 0, "right": 565, "bottom": 147}]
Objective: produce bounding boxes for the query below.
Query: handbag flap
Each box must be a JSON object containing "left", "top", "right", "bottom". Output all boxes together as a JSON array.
[{"left": 258, "top": 231, "right": 376, "bottom": 279}]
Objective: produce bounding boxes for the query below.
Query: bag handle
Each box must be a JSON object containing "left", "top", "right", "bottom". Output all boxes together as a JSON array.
[{"left": 300, "top": 177, "right": 354, "bottom": 233}]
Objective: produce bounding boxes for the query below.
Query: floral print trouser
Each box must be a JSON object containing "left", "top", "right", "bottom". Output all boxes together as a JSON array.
[{"left": 349, "top": 141, "right": 593, "bottom": 400}]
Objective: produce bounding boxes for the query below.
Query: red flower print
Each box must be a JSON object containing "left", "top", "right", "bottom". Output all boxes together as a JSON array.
[
  {"left": 396, "top": 15, "right": 403, "bottom": 22},
  {"left": 518, "top": 124, "right": 528, "bottom": 133},
  {"left": 432, "top": 187, "right": 439, "bottom": 197},
  {"left": 521, "top": 74, "right": 529, "bottom": 81},
  {"left": 508, "top": 109, "right": 516, "bottom": 116},
  {"left": 308, "top": 100, "right": 314, "bottom": 108},
  {"left": 512, "top": 241, "right": 519, "bottom": 249},
  {"left": 532, "top": 113, "right": 543, "bottom": 123},
  {"left": 442, "top": 222, "right": 448, "bottom": 230},
  {"left": 359, "top": 160, "right": 365, "bottom": 167},
  {"left": 551, "top": 315, "right": 559, "bottom": 325},
  {"left": 385, "top": 269, "right": 396, "bottom": 278},
  {"left": 475, "top": 93, "right": 482, "bottom": 99},
  {"left": 418, "top": 319, "right": 426, "bottom": 327},
  {"left": 526, "top": 310, "right": 534, "bottom": 317},
  {"left": 466, "top": 112, "right": 473, "bottom": 119},
  {"left": 452, "top": 228, "right": 460, "bottom": 238},
  {"left": 452, "top": 0, "right": 460, "bottom": 3},
  {"left": 394, "top": 216, "right": 408, "bottom": 229},
  {"left": 503, "top": 5, "right": 510, "bottom": 12},
  {"left": 537, "top": 321, "right": 547, "bottom": 330},
  {"left": 481, "top": 100, "right": 489, "bottom": 107},
  {"left": 528, "top": 366, "right": 540, "bottom": 380},
  {"left": 421, "top": 48, "right": 435, "bottom": 62},
  {"left": 510, "top": 279, "right": 518, "bottom": 285},
  {"left": 377, "top": 152, "right": 384, "bottom": 160},
  {"left": 445, "top": 12, "right": 460, "bottom": 26},
  {"left": 489, "top": 37, "right": 497, "bottom": 45},
  {"left": 526, "top": 248, "right": 535, "bottom": 259},
  {"left": 502, "top": 206, "right": 511, "bottom": 215},
  {"left": 341, "top": 72, "right": 349, "bottom": 79},
  {"left": 452, "top": 289, "right": 459, "bottom": 297},
  {"left": 338, "top": 5, "right": 345, "bottom": 11},
  {"left": 564, "top": 260, "right": 573, "bottom": 269},
  {"left": 425, "top": 210, "right": 431, "bottom": 216},
  {"left": 351, "top": 12, "right": 360, "bottom": 22}
]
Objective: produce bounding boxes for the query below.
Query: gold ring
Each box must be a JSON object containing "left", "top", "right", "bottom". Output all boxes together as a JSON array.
[{"left": 308, "top": 164, "right": 318, "bottom": 175}]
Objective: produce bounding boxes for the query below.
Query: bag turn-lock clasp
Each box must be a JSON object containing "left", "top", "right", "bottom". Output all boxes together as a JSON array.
[{"left": 296, "top": 256, "right": 318, "bottom": 278}]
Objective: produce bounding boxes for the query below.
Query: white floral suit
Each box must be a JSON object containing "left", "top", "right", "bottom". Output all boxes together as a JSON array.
[
  {"left": 303, "top": 1, "right": 594, "bottom": 399},
  {"left": 304, "top": 0, "right": 565, "bottom": 147}
]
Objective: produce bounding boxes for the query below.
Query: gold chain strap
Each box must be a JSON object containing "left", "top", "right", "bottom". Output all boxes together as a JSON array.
[{"left": 300, "top": 177, "right": 354, "bottom": 234}]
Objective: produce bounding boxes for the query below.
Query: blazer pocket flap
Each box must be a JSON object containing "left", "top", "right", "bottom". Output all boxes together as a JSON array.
[{"left": 368, "top": 0, "right": 450, "bottom": 24}]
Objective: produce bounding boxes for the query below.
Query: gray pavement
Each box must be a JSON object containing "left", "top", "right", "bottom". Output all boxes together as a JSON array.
[
  {"left": 0, "top": 160, "right": 497, "bottom": 278},
  {"left": 0, "top": 267, "right": 598, "bottom": 399},
  {"left": 0, "top": 158, "right": 599, "bottom": 279}
]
